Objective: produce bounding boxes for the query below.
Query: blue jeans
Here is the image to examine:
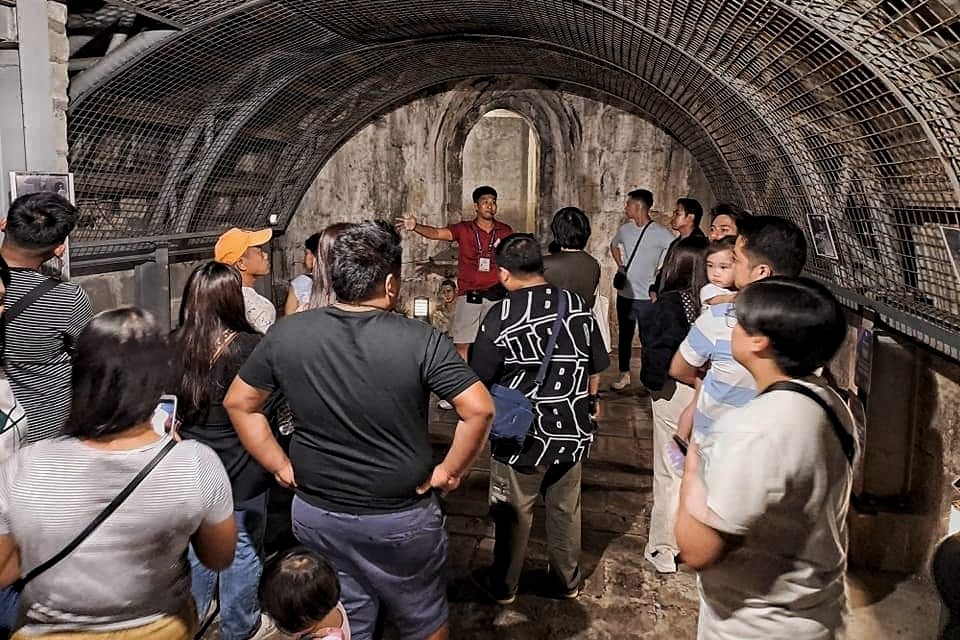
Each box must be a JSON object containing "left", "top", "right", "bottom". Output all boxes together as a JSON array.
[
  {"left": 292, "top": 495, "right": 448, "bottom": 640},
  {"left": 189, "top": 492, "right": 268, "bottom": 640},
  {"left": 0, "top": 586, "right": 18, "bottom": 637}
]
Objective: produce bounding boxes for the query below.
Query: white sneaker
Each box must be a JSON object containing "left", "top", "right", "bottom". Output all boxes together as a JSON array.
[
  {"left": 610, "top": 373, "right": 631, "bottom": 391},
  {"left": 644, "top": 548, "right": 678, "bottom": 574},
  {"left": 437, "top": 399, "right": 453, "bottom": 410},
  {"left": 249, "top": 614, "right": 279, "bottom": 639}
]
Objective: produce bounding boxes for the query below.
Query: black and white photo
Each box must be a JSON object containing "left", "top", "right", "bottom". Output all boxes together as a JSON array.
[
  {"left": 9, "top": 171, "right": 75, "bottom": 203},
  {"left": 941, "top": 226, "right": 960, "bottom": 286},
  {"left": 807, "top": 213, "right": 839, "bottom": 259}
]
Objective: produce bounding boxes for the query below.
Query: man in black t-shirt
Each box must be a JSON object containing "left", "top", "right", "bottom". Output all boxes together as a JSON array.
[
  {"left": 225, "top": 221, "right": 493, "bottom": 640},
  {"left": 470, "top": 234, "right": 610, "bottom": 605}
]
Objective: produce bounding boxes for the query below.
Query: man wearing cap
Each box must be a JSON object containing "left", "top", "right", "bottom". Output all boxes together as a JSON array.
[
  {"left": 215, "top": 227, "right": 276, "bottom": 334},
  {"left": 395, "top": 186, "right": 513, "bottom": 363}
]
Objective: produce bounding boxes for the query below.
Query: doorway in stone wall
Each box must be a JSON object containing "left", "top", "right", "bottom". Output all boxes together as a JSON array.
[{"left": 461, "top": 109, "right": 539, "bottom": 232}]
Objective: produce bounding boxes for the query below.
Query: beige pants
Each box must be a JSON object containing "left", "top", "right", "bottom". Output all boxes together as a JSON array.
[
  {"left": 13, "top": 604, "right": 197, "bottom": 640},
  {"left": 646, "top": 379, "right": 695, "bottom": 557},
  {"left": 451, "top": 295, "right": 497, "bottom": 345}
]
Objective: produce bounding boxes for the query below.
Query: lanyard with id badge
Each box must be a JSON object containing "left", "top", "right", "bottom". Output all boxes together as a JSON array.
[{"left": 475, "top": 224, "right": 498, "bottom": 273}]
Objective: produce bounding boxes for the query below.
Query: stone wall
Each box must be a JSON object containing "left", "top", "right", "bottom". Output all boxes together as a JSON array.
[
  {"left": 72, "top": 260, "right": 205, "bottom": 328},
  {"left": 284, "top": 82, "right": 715, "bottom": 318},
  {"left": 828, "top": 322, "right": 960, "bottom": 578},
  {"left": 48, "top": 0, "right": 69, "bottom": 173}
]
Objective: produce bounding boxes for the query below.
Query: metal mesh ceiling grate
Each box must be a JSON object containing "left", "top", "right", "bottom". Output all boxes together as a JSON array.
[{"left": 66, "top": 0, "right": 960, "bottom": 349}]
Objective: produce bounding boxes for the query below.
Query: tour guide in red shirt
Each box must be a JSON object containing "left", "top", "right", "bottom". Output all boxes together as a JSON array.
[{"left": 396, "top": 185, "right": 513, "bottom": 361}]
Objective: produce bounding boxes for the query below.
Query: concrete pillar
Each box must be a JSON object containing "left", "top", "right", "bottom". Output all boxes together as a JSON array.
[{"left": 135, "top": 245, "right": 172, "bottom": 330}]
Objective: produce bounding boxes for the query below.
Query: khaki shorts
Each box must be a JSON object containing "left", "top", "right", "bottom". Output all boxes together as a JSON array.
[
  {"left": 12, "top": 602, "right": 197, "bottom": 640},
  {"left": 451, "top": 295, "right": 497, "bottom": 345}
]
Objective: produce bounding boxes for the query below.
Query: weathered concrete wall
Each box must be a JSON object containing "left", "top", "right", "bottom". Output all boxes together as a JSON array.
[
  {"left": 285, "top": 83, "right": 716, "bottom": 314},
  {"left": 72, "top": 259, "right": 206, "bottom": 328},
  {"left": 828, "top": 323, "right": 960, "bottom": 580},
  {"left": 462, "top": 112, "right": 532, "bottom": 233},
  {"left": 48, "top": 0, "right": 69, "bottom": 173}
]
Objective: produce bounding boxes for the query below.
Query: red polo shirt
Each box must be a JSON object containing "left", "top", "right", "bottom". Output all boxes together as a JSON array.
[{"left": 448, "top": 219, "right": 514, "bottom": 293}]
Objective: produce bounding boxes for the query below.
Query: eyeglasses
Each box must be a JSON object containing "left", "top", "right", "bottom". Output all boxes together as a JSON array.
[{"left": 724, "top": 304, "right": 738, "bottom": 329}]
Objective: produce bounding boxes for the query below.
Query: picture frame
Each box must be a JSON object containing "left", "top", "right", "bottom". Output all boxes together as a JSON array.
[
  {"left": 9, "top": 171, "right": 75, "bottom": 203},
  {"left": 807, "top": 213, "right": 839, "bottom": 260},
  {"left": 7, "top": 171, "right": 76, "bottom": 279},
  {"left": 940, "top": 226, "right": 960, "bottom": 287}
]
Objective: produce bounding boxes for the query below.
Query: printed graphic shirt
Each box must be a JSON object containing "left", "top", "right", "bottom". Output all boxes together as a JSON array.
[{"left": 471, "top": 284, "right": 609, "bottom": 467}]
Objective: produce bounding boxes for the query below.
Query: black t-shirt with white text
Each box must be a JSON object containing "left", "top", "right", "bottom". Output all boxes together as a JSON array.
[
  {"left": 238, "top": 307, "right": 479, "bottom": 514},
  {"left": 471, "top": 284, "right": 610, "bottom": 468}
]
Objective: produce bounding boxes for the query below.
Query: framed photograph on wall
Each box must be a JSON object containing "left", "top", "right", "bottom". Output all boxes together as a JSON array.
[
  {"left": 807, "top": 213, "right": 839, "bottom": 260},
  {"left": 8, "top": 172, "right": 76, "bottom": 279},
  {"left": 941, "top": 226, "right": 960, "bottom": 287},
  {"left": 9, "top": 171, "right": 75, "bottom": 203}
]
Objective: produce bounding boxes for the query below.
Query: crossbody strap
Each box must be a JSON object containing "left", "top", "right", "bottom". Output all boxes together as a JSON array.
[
  {"left": 622, "top": 222, "right": 651, "bottom": 272},
  {"left": 533, "top": 291, "right": 568, "bottom": 388},
  {"left": 761, "top": 381, "right": 855, "bottom": 466},
  {"left": 4, "top": 278, "right": 60, "bottom": 324},
  {"left": 12, "top": 438, "right": 178, "bottom": 592}
]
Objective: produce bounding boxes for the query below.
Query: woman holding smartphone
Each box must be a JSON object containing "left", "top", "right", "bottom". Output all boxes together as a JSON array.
[
  {"left": 173, "top": 261, "right": 276, "bottom": 640},
  {"left": 0, "top": 307, "right": 236, "bottom": 639}
]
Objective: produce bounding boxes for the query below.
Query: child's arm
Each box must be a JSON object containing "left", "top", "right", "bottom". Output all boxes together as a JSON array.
[{"left": 704, "top": 293, "right": 737, "bottom": 305}]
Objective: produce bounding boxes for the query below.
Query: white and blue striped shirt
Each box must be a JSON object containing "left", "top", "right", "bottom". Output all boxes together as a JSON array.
[{"left": 677, "top": 301, "right": 757, "bottom": 442}]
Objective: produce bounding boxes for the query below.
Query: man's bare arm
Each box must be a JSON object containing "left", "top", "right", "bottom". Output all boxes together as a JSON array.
[
  {"left": 418, "top": 381, "right": 493, "bottom": 495},
  {"left": 224, "top": 377, "right": 295, "bottom": 488},
  {"left": 669, "top": 351, "right": 701, "bottom": 386},
  {"left": 395, "top": 215, "right": 454, "bottom": 242}
]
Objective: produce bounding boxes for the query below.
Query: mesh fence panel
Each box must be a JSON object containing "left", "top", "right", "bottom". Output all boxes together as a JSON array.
[{"left": 67, "top": 0, "right": 960, "bottom": 349}]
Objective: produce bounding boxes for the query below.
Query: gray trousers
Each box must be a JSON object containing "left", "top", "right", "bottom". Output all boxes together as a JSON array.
[{"left": 488, "top": 459, "right": 582, "bottom": 592}]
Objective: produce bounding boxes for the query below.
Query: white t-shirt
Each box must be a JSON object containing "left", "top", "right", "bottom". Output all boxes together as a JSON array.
[
  {"left": 243, "top": 286, "right": 277, "bottom": 334},
  {"left": 695, "top": 378, "right": 855, "bottom": 639}
]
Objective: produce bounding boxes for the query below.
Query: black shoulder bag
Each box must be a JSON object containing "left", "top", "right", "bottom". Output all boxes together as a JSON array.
[
  {"left": 3, "top": 279, "right": 60, "bottom": 325},
  {"left": 761, "top": 381, "right": 855, "bottom": 466},
  {"left": 489, "top": 292, "right": 568, "bottom": 444},
  {"left": 613, "top": 223, "right": 651, "bottom": 290},
  {"left": 11, "top": 439, "right": 177, "bottom": 593}
]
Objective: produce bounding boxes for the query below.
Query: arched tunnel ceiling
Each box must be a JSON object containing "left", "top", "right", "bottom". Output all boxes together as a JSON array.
[{"left": 67, "top": 1, "right": 960, "bottom": 346}]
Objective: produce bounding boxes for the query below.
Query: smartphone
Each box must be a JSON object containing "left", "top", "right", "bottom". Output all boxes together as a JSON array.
[
  {"left": 672, "top": 434, "right": 689, "bottom": 456},
  {"left": 150, "top": 394, "right": 178, "bottom": 436}
]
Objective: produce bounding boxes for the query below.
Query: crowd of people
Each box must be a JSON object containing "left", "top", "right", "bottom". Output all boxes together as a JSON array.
[{"left": 0, "top": 185, "right": 862, "bottom": 640}]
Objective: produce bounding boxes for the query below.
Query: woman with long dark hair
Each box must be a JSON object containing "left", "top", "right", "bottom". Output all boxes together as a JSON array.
[
  {"left": 637, "top": 235, "right": 708, "bottom": 574},
  {"left": 302, "top": 222, "right": 353, "bottom": 311},
  {"left": 0, "top": 308, "right": 236, "bottom": 639},
  {"left": 173, "top": 262, "right": 275, "bottom": 640}
]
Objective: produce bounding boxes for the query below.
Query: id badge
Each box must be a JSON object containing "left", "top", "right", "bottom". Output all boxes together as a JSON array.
[{"left": 478, "top": 257, "right": 491, "bottom": 272}]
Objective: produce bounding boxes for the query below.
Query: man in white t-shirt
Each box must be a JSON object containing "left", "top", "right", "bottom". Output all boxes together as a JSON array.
[
  {"left": 215, "top": 228, "right": 276, "bottom": 334},
  {"left": 676, "top": 277, "right": 856, "bottom": 639}
]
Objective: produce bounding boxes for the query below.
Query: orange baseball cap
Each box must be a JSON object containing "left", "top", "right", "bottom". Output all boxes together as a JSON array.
[{"left": 214, "top": 228, "right": 272, "bottom": 265}]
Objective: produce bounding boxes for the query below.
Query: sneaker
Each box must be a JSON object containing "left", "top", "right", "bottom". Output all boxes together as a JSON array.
[
  {"left": 249, "top": 614, "right": 279, "bottom": 639},
  {"left": 470, "top": 568, "right": 517, "bottom": 605},
  {"left": 437, "top": 399, "right": 453, "bottom": 410},
  {"left": 611, "top": 373, "right": 631, "bottom": 391},
  {"left": 543, "top": 569, "right": 582, "bottom": 600},
  {"left": 644, "top": 548, "right": 678, "bottom": 574}
]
